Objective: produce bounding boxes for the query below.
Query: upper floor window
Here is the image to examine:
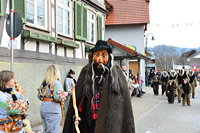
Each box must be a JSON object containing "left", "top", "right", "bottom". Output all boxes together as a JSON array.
[
  {"left": 57, "top": 0, "right": 71, "bottom": 37},
  {"left": 26, "top": 0, "right": 47, "bottom": 29},
  {"left": 87, "top": 10, "right": 95, "bottom": 43}
]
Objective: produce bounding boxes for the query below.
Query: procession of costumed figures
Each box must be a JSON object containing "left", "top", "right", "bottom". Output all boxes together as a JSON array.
[{"left": 149, "top": 69, "right": 198, "bottom": 106}]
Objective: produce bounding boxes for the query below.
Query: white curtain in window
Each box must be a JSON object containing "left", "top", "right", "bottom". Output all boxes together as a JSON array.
[
  {"left": 26, "top": 0, "right": 46, "bottom": 29},
  {"left": 87, "top": 11, "right": 95, "bottom": 43},
  {"left": 57, "top": 0, "right": 71, "bottom": 36}
]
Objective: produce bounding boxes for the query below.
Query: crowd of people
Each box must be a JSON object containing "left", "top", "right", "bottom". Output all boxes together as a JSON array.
[
  {"left": 121, "top": 65, "right": 145, "bottom": 98},
  {"left": 0, "top": 40, "right": 135, "bottom": 133},
  {"left": 149, "top": 69, "right": 199, "bottom": 107},
  {"left": 1, "top": 40, "right": 199, "bottom": 133}
]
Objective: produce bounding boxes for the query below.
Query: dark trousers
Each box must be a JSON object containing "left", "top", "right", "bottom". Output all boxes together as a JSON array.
[{"left": 90, "top": 119, "right": 96, "bottom": 133}]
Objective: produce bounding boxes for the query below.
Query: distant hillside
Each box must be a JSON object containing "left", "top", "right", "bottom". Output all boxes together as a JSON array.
[
  {"left": 148, "top": 45, "right": 200, "bottom": 70},
  {"left": 148, "top": 45, "right": 200, "bottom": 57}
]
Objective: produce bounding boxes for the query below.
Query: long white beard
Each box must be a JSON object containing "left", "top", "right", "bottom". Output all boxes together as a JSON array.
[{"left": 91, "top": 62, "right": 109, "bottom": 95}]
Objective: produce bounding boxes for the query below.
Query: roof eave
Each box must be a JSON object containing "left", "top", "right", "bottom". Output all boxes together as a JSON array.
[{"left": 105, "top": 22, "right": 149, "bottom": 26}]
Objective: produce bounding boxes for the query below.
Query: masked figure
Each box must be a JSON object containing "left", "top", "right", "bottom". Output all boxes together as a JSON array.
[
  {"left": 188, "top": 70, "right": 197, "bottom": 98},
  {"left": 160, "top": 71, "right": 169, "bottom": 95},
  {"left": 151, "top": 76, "right": 160, "bottom": 95},
  {"left": 166, "top": 80, "right": 177, "bottom": 104},
  {"left": 177, "top": 69, "right": 189, "bottom": 103},
  {"left": 63, "top": 40, "right": 135, "bottom": 133},
  {"left": 168, "top": 70, "right": 178, "bottom": 97},
  {"left": 180, "top": 79, "right": 192, "bottom": 106}
]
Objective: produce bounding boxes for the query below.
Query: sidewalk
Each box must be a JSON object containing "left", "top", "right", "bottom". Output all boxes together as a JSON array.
[{"left": 131, "top": 86, "right": 164, "bottom": 121}]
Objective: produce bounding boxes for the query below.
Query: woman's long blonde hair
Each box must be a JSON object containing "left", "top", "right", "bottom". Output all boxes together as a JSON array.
[{"left": 44, "top": 65, "right": 61, "bottom": 84}]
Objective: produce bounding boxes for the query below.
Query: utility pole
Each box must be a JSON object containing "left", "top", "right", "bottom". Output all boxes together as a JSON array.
[
  {"left": 145, "top": 33, "right": 155, "bottom": 86},
  {"left": 10, "top": 0, "right": 14, "bottom": 71},
  {"left": 6, "top": 0, "right": 23, "bottom": 71}
]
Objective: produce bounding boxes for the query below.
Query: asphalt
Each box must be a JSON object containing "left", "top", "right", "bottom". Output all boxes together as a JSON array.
[
  {"left": 133, "top": 85, "right": 200, "bottom": 133},
  {"left": 32, "top": 84, "right": 200, "bottom": 133}
]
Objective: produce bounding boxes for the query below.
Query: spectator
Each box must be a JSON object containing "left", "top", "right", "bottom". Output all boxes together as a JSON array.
[
  {"left": 63, "top": 69, "right": 76, "bottom": 114},
  {"left": 197, "top": 72, "right": 200, "bottom": 85},
  {"left": 139, "top": 74, "right": 146, "bottom": 94},
  {"left": 0, "top": 70, "right": 29, "bottom": 133},
  {"left": 129, "top": 74, "right": 142, "bottom": 97},
  {"left": 64, "top": 69, "right": 76, "bottom": 92},
  {"left": 156, "top": 70, "right": 161, "bottom": 79},
  {"left": 38, "top": 65, "right": 68, "bottom": 133},
  {"left": 128, "top": 69, "right": 135, "bottom": 96},
  {"left": 149, "top": 69, "right": 155, "bottom": 83},
  {"left": 122, "top": 65, "right": 128, "bottom": 81}
]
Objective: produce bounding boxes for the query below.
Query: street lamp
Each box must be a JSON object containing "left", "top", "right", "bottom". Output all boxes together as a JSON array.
[
  {"left": 145, "top": 33, "right": 155, "bottom": 86},
  {"left": 145, "top": 33, "right": 155, "bottom": 51}
]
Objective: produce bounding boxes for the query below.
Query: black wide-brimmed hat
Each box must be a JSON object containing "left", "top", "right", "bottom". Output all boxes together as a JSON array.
[{"left": 89, "top": 40, "right": 112, "bottom": 53}]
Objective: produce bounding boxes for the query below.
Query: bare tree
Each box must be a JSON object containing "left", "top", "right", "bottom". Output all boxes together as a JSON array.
[{"left": 151, "top": 45, "right": 178, "bottom": 70}]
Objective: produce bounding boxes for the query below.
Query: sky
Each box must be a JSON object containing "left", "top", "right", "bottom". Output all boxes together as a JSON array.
[{"left": 146, "top": 0, "right": 200, "bottom": 48}]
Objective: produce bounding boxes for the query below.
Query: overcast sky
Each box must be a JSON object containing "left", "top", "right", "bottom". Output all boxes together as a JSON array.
[{"left": 146, "top": 0, "right": 200, "bottom": 48}]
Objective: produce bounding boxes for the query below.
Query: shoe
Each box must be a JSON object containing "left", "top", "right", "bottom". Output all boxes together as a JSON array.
[
  {"left": 188, "top": 104, "right": 191, "bottom": 106},
  {"left": 183, "top": 104, "right": 186, "bottom": 107},
  {"left": 178, "top": 100, "right": 181, "bottom": 103},
  {"left": 192, "top": 96, "right": 195, "bottom": 99},
  {"left": 142, "top": 91, "right": 146, "bottom": 94}
]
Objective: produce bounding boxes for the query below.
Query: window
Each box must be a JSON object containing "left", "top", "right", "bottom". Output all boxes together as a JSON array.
[
  {"left": 87, "top": 10, "right": 95, "bottom": 43},
  {"left": 26, "top": 0, "right": 47, "bottom": 29},
  {"left": 57, "top": 0, "right": 71, "bottom": 37}
]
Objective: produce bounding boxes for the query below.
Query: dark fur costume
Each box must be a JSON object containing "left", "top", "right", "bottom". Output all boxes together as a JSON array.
[
  {"left": 182, "top": 83, "right": 190, "bottom": 95},
  {"left": 180, "top": 82, "right": 192, "bottom": 106},
  {"left": 177, "top": 70, "right": 188, "bottom": 103},
  {"left": 189, "top": 75, "right": 195, "bottom": 83},
  {"left": 188, "top": 73, "right": 197, "bottom": 98},
  {"left": 151, "top": 77, "right": 160, "bottom": 95},
  {"left": 161, "top": 75, "right": 169, "bottom": 95},
  {"left": 166, "top": 81, "right": 176, "bottom": 103},
  {"left": 177, "top": 71, "right": 188, "bottom": 85},
  {"left": 62, "top": 64, "right": 135, "bottom": 133},
  {"left": 169, "top": 73, "right": 177, "bottom": 80}
]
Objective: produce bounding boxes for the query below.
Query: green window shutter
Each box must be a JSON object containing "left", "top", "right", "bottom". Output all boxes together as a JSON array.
[
  {"left": 14, "top": 0, "right": 26, "bottom": 23},
  {"left": 97, "top": 15, "right": 102, "bottom": 40},
  {"left": 82, "top": 5, "right": 87, "bottom": 41},
  {"left": 75, "top": 1, "right": 82, "bottom": 40},
  {"left": 0, "top": 0, "right": 4, "bottom": 16}
]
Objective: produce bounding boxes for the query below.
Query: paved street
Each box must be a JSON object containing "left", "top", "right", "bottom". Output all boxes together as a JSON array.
[
  {"left": 132, "top": 85, "right": 200, "bottom": 133},
  {"left": 33, "top": 84, "right": 200, "bottom": 133}
]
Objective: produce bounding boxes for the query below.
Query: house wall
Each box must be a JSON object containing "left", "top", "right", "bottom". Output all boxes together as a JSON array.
[
  {"left": 0, "top": 0, "right": 106, "bottom": 125},
  {"left": 0, "top": 47, "right": 88, "bottom": 126},
  {"left": 105, "top": 25, "right": 144, "bottom": 54},
  {"left": 173, "top": 64, "right": 191, "bottom": 70},
  {"left": 39, "top": 41, "right": 50, "bottom": 53},
  {"left": 0, "top": 61, "right": 85, "bottom": 126},
  {"left": 105, "top": 24, "right": 146, "bottom": 84}
]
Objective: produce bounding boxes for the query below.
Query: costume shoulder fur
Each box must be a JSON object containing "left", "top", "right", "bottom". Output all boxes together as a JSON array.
[{"left": 63, "top": 64, "right": 135, "bottom": 133}]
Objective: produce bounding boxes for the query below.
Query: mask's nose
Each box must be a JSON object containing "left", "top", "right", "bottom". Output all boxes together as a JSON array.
[{"left": 97, "top": 56, "right": 103, "bottom": 64}]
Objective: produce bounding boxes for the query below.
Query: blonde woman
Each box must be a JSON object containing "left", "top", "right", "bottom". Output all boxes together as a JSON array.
[{"left": 39, "top": 65, "right": 67, "bottom": 133}]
